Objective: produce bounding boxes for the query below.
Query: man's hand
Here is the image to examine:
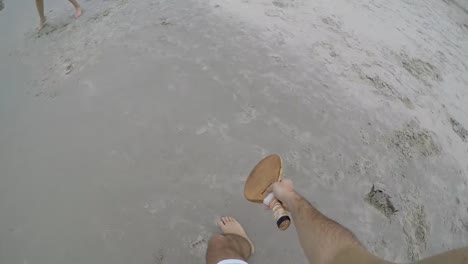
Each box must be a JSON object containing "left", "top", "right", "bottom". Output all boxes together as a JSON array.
[{"left": 271, "top": 179, "right": 296, "bottom": 210}]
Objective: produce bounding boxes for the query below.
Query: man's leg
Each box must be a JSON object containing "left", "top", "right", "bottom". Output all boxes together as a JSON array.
[
  {"left": 35, "top": 0, "right": 46, "bottom": 30},
  {"left": 416, "top": 247, "right": 468, "bottom": 264},
  {"left": 206, "top": 217, "right": 254, "bottom": 264},
  {"left": 272, "top": 180, "right": 385, "bottom": 264},
  {"left": 67, "top": 0, "right": 82, "bottom": 18}
]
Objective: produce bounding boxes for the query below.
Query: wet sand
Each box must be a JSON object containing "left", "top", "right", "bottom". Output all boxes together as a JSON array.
[{"left": 0, "top": 0, "right": 467, "bottom": 263}]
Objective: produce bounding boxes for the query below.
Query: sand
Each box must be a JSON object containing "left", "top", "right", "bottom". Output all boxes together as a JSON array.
[{"left": 0, "top": 0, "right": 467, "bottom": 263}]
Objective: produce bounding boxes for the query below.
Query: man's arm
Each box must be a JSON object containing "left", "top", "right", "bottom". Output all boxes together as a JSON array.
[{"left": 272, "top": 180, "right": 384, "bottom": 264}]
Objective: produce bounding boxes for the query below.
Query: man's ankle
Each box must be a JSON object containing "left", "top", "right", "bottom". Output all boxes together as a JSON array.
[{"left": 224, "top": 234, "right": 252, "bottom": 260}]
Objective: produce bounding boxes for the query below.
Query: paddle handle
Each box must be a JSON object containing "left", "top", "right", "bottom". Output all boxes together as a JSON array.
[{"left": 264, "top": 193, "right": 291, "bottom": 230}]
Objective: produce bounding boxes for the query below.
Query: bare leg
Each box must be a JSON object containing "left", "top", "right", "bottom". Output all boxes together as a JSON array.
[
  {"left": 35, "top": 0, "right": 46, "bottom": 30},
  {"left": 68, "top": 0, "right": 82, "bottom": 18},
  {"left": 206, "top": 217, "right": 254, "bottom": 264},
  {"left": 416, "top": 247, "right": 468, "bottom": 264},
  {"left": 272, "top": 180, "right": 384, "bottom": 264}
]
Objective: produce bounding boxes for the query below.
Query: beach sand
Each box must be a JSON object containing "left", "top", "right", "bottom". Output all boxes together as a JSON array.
[{"left": 0, "top": 0, "right": 467, "bottom": 263}]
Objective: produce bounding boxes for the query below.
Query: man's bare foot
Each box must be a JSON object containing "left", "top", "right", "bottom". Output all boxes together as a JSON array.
[
  {"left": 217, "top": 217, "right": 255, "bottom": 254},
  {"left": 74, "top": 7, "right": 82, "bottom": 18}
]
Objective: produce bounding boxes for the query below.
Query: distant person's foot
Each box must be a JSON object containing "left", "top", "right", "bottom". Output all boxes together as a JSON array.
[
  {"left": 217, "top": 217, "right": 255, "bottom": 255},
  {"left": 39, "top": 18, "right": 47, "bottom": 31},
  {"left": 74, "top": 7, "right": 82, "bottom": 18}
]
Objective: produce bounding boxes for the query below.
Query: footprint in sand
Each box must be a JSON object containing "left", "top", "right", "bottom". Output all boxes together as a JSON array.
[
  {"left": 398, "top": 52, "right": 442, "bottom": 86},
  {"left": 236, "top": 105, "right": 258, "bottom": 125},
  {"left": 403, "top": 205, "right": 429, "bottom": 261},
  {"left": 365, "top": 185, "right": 398, "bottom": 218},
  {"left": 449, "top": 117, "right": 468, "bottom": 142},
  {"left": 152, "top": 247, "right": 166, "bottom": 264},
  {"left": 390, "top": 121, "right": 440, "bottom": 159}
]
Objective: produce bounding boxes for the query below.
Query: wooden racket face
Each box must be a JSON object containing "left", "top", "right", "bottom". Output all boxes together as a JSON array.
[{"left": 244, "top": 154, "right": 282, "bottom": 203}]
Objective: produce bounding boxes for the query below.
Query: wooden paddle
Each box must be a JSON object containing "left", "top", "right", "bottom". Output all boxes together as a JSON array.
[{"left": 244, "top": 154, "right": 291, "bottom": 230}]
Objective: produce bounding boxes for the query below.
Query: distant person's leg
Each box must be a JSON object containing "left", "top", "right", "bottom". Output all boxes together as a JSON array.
[
  {"left": 415, "top": 247, "right": 468, "bottom": 264},
  {"left": 35, "top": 0, "right": 46, "bottom": 30},
  {"left": 206, "top": 217, "right": 254, "bottom": 264},
  {"left": 68, "top": 0, "right": 82, "bottom": 18}
]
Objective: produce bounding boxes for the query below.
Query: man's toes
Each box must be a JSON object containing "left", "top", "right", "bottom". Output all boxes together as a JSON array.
[{"left": 222, "top": 217, "right": 229, "bottom": 224}]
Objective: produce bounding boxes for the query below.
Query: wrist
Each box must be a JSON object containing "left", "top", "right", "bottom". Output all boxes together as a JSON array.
[{"left": 283, "top": 191, "right": 301, "bottom": 207}]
